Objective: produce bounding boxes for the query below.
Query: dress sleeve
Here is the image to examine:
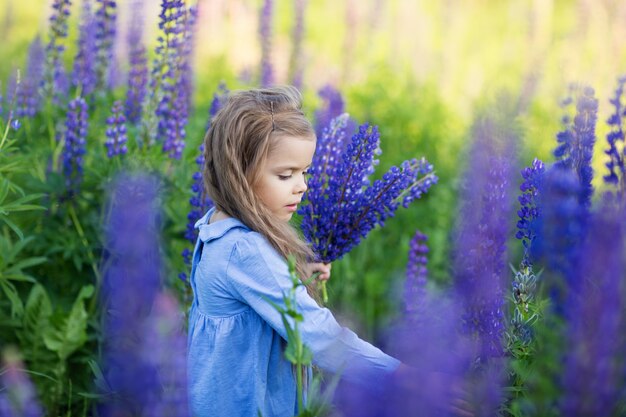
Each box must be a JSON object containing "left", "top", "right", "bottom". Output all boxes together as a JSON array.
[{"left": 226, "top": 233, "right": 400, "bottom": 384}]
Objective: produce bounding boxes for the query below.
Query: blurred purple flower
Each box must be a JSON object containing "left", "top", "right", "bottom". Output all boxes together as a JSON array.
[
  {"left": 516, "top": 157, "right": 545, "bottom": 267},
  {"left": 299, "top": 119, "right": 437, "bottom": 263},
  {"left": 100, "top": 174, "right": 188, "bottom": 416},
  {"left": 0, "top": 348, "right": 43, "bottom": 417},
  {"left": 60, "top": 97, "right": 88, "bottom": 196},
  {"left": 314, "top": 85, "right": 346, "bottom": 140},
  {"left": 140, "top": 291, "right": 189, "bottom": 415},
  {"left": 403, "top": 230, "right": 428, "bottom": 321},
  {"left": 104, "top": 101, "right": 128, "bottom": 158},
  {"left": 559, "top": 201, "right": 625, "bottom": 416},
  {"left": 338, "top": 293, "right": 504, "bottom": 417},
  {"left": 71, "top": 0, "right": 97, "bottom": 96},
  {"left": 531, "top": 165, "right": 584, "bottom": 286},
  {"left": 288, "top": 0, "right": 306, "bottom": 89},
  {"left": 259, "top": 0, "right": 274, "bottom": 86},
  {"left": 205, "top": 82, "right": 229, "bottom": 131},
  {"left": 125, "top": 0, "right": 148, "bottom": 123},
  {"left": 41, "top": 0, "right": 71, "bottom": 101},
  {"left": 452, "top": 119, "right": 515, "bottom": 360},
  {"left": 17, "top": 37, "right": 45, "bottom": 118},
  {"left": 604, "top": 75, "right": 626, "bottom": 196},
  {"left": 553, "top": 85, "right": 598, "bottom": 211},
  {"left": 94, "top": 0, "right": 118, "bottom": 90}
]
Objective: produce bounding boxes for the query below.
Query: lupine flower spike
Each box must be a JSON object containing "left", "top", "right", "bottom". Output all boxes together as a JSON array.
[
  {"left": 288, "top": 0, "right": 306, "bottom": 89},
  {"left": 41, "top": 0, "right": 71, "bottom": 102},
  {"left": 403, "top": 230, "right": 429, "bottom": 322},
  {"left": 0, "top": 348, "right": 43, "bottom": 417},
  {"left": 560, "top": 202, "right": 625, "bottom": 416},
  {"left": 553, "top": 85, "right": 598, "bottom": 212},
  {"left": 452, "top": 119, "right": 515, "bottom": 360},
  {"left": 17, "top": 37, "right": 46, "bottom": 118},
  {"left": 100, "top": 174, "right": 187, "bottom": 415},
  {"left": 104, "top": 101, "right": 128, "bottom": 158},
  {"left": 94, "top": 0, "right": 118, "bottom": 90},
  {"left": 60, "top": 97, "right": 89, "bottom": 197},
  {"left": 259, "top": 0, "right": 274, "bottom": 86},
  {"left": 506, "top": 158, "right": 545, "bottom": 357},
  {"left": 604, "top": 75, "right": 626, "bottom": 199},
  {"left": 125, "top": 0, "right": 148, "bottom": 123},
  {"left": 72, "top": 0, "right": 97, "bottom": 96},
  {"left": 300, "top": 117, "right": 437, "bottom": 301}
]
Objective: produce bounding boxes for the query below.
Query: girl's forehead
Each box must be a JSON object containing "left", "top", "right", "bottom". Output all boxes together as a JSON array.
[{"left": 266, "top": 135, "right": 316, "bottom": 166}]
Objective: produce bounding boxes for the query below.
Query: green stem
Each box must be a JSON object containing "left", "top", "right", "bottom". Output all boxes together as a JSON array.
[{"left": 68, "top": 204, "right": 101, "bottom": 313}]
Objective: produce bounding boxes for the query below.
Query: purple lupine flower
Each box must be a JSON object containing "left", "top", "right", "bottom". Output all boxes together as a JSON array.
[
  {"left": 403, "top": 230, "right": 428, "bottom": 321},
  {"left": 94, "top": 0, "right": 118, "bottom": 90},
  {"left": 560, "top": 201, "right": 625, "bottom": 416},
  {"left": 452, "top": 120, "right": 515, "bottom": 360},
  {"left": 553, "top": 85, "right": 598, "bottom": 211},
  {"left": 299, "top": 120, "right": 437, "bottom": 263},
  {"left": 147, "top": 0, "right": 197, "bottom": 158},
  {"left": 205, "top": 82, "right": 229, "bottom": 131},
  {"left": 339, "top": 293, "right": 505, "bottom": 417},
  {"left": 16, "top": 37, "right": 45, "bottom": 118},
  {"left": 259, "top": 0, "right": 274, "bottom": 86},
  {"left": 288, "top": 0, "right": 306, "bottom": 89},
  {"left": 314, "top": 85, "right": 346, "bottom": 140},
  {"left": 604, "top": 75, "right": 626, "bottom": 196},
  {"left": 41, "top": 0, "right": 71, "bottom": 102},
  {"left": 124, "top": 0, "right": 148, "bottom": 124},
  {"left": 140, "top": 291, "right": 189, "bottom": 416},
  {"left": 516, "top": 158, "right": 545, "bottom": 267},
  {"left": 531, "top": 165, "right": 585, "bottom": 314},
  {"left": 0, "top": 348, "right": 44, "bottom": 417},
  {"left": 71, "top": 0, "right": 98, "bottom": 96},
  {"left": 61, "top": 97, "right": 88, "bottom": 196},
  {"left": 104, "top": 101, "right": 128, "bottom": 158},
  {"left": 99, "top": 174, "right": 167, "bottom": 415}
]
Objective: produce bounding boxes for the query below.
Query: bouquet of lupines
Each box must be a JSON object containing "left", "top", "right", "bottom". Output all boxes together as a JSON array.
[{"left": 299, "top": 114, "right": 437, "bottom": 301}]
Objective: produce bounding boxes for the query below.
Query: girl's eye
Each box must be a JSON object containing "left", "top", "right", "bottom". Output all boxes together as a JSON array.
[{"left": 278, "top": 175, "right": 292, "bottom": 180}]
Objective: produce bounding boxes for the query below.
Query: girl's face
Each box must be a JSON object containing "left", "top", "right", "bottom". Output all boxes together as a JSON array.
[{"left": 254, "top": 135, "right": 316, "bottom": 222}]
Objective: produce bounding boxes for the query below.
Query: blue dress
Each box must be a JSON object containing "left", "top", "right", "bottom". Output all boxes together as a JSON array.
[{"left": 187, "top": 208, "right": 400, "bottom": 417}]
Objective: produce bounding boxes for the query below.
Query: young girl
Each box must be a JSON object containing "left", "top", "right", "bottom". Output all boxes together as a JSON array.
[{"left": 186, "top": 86, "right": 401, "bottom": 417}]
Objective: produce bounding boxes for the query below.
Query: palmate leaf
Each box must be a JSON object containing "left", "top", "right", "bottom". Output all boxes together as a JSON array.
[{"left": 43, "top": 285, "right": 94, "bottom": 362}]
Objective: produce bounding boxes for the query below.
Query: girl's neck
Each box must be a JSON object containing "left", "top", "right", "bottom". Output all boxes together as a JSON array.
[{"left": 210, "top": 209, "right": 231, "bottom": 224}]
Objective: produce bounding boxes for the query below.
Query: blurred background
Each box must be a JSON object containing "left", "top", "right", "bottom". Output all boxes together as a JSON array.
[{"left": 2, "top": 0, "right": 626, "bottom": 336}]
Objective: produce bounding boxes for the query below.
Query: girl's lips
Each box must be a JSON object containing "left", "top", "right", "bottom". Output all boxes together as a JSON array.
[{"left": 286, "top": 204, "right": 298, "bottom": 212}]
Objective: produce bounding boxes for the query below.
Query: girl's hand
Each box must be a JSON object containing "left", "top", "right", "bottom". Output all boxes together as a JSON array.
[{"left": 306, "top": 262, "right": 332, "bottom": 281}]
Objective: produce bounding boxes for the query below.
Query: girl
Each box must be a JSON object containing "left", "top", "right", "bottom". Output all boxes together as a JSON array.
[{"left": 186, "top": 86, "right": 401, "bottom": 416}]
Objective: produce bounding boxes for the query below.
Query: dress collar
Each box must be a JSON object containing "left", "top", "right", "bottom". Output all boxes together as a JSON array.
[{"left": 195, "top": 207, "right": 249, "bottom": 243}]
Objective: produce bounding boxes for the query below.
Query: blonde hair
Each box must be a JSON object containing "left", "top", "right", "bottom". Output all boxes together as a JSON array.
[{"left": 203, "top": 85, "right": 318, "bottom": 297}]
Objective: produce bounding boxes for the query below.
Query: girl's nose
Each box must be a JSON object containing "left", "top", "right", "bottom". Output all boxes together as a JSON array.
[{"left": 294, "top": 175, "right": 308, "bottom": 194}]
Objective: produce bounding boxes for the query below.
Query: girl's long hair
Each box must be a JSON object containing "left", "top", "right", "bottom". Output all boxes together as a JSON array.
[{"left": 203, "top": 85, "right": 318, "bottom": 298}]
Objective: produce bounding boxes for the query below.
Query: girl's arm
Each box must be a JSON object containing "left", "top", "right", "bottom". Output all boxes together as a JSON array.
[{"left": 227, "top": 234, "right": 400, "bottom": 384}]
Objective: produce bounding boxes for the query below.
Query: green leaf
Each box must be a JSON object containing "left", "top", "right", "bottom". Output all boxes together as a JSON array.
[
  {"left": 17, "top": 284, "right": 53, "bottom": 359},
  {"left": 0, "top": 214, "right": 23, "bottom": 240},
  {"left": 43, "top": 285, "right": 94, "bottom": 361},
  {"left": 7, "top": 256, "right": 47, "bottom": 273},
  {"left": 0, "top": 279, "right": 24, "bottom": 318}
]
